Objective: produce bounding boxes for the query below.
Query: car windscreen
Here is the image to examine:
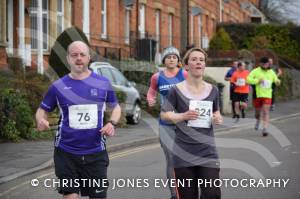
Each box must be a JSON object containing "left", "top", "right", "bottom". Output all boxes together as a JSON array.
[
  {"left": 99, "top": 67, "right": 115, "bottom": 84},
  {"left": 111, "top": 69, "right": 127, "bottom": 86}
]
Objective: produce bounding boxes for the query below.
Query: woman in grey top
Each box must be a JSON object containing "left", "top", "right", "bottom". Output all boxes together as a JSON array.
[{"left": 161, "top": 47, "right": 223, "bottom": 199}]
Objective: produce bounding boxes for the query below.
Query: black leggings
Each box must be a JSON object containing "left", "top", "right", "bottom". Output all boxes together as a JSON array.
[{"left": 174, "top": 166, "right": 221, "bottom": 199}]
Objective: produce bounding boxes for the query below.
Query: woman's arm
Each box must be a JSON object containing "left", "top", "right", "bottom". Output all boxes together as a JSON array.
[{"left": 160, "top": 110, "right": 199, "bottom": 124}]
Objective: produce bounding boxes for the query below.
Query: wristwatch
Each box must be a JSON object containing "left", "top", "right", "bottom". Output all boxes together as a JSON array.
[{"left": 108, "top": 120, "right": 117, "bottom": 127}]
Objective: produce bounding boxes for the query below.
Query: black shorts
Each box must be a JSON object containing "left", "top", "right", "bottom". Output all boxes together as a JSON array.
[
  {"left": 233, "top": 93, "right": 248, "bottom": 103},
  {"left": 54, "top": 147, "right": 109, "bottom": 198},
  {"left": 230, "top": 84, "right": 235, "bottom": 100}
]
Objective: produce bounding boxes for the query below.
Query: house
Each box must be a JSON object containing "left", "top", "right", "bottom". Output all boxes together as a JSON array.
[{"left": 0, "top": 0, "right": 265, "bottom": 73}]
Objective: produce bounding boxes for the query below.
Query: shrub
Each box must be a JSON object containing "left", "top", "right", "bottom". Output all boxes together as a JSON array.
[
  {"left": 289, "top": 25, "right": 300, "bottom": 49},
  {"left": 1, "top": 120, "right": 20, "bottom": 142},
  {"left": 247, "top": 35, "right": 271, "bottom": 49},
  {"left": 209, "top": 28, "right": 235, "bottom": 50},
  {"left": 13, "top": 71, "right": 51, "bottom": 112},
  {"left": 220, "top": 23, "right": 300, "bottom": 62},
  {"left": 275, "top": 69, "right": 293, "bottom": 101},
  {"left": 0, "top": 89, "right": 34, "bottom": 141},
  {"left": 0, "top": 70, "right": 14, "bottom": 89},
  {"left": 221, "top": 23, "right": 257, "bottom": 49}
]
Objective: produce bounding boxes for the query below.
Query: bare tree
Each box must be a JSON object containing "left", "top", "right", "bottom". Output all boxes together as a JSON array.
[{"left": 259, "top": 0, "right": 300, "bottom": 24}]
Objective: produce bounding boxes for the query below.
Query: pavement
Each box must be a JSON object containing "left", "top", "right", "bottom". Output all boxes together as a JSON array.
[{"left": 0, "top": 99, "right": 299, "bottom": 184}]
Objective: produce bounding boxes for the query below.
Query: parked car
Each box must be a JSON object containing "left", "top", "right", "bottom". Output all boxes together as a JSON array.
[{"left": 89, "top": 62, "right": 141, "bottom": 124}]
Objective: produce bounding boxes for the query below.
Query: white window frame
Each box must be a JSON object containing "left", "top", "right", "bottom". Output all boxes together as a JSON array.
[
  {"left": 190, "top": 14, "right": 194, "bottom": 45},
  {"left": 168, "top": 14, "right": 173, "bottom": 46},
  {"left": 30, "top": 0, "right": 49, "bottom": 51},
  {"left": 198, "top": 15, "right": 202, "bottom": 48},
  {"left": 7, "top": 0, "right": 14, "bottom": 54},
  {"left": 101, "top": 0, "right": 107, "bottom": 39},
  {"left": 57, "top": 0, "right": 64, "bottom": 35},
  {"left": 139, "top": 4, "right": 146, "bottom": 39},
  {"left": 155, "top": 10, "right": 160, "bottom": 52},
  {"left": 124, "top": 8, "right": 130, "bottom": 44}
]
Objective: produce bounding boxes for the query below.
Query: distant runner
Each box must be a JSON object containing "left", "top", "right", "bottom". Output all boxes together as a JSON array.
[
  {"left": 230, "top": 61, "right": 250, "bottom": 122},
  {"left": 247, "top": 57, "right": 280, "bottom": 136}
]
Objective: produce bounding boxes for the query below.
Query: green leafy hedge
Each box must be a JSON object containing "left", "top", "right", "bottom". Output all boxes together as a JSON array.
[
  {"left": 275, "top": 69, "right": 293, "bottom": 101},
  {"left": 220, "top": 23, "right": 300, "bottom": 61},
  {"left": 209, "top": 27, "right": 235, "bottom": 50},
  {"left": 0, "top": 89, "right": 34, "bottom": 141}
]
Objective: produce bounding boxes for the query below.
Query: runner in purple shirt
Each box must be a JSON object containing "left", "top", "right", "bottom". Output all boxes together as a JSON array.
[{"left": 36, "top": 41, "right": 121, "bottom": 199}]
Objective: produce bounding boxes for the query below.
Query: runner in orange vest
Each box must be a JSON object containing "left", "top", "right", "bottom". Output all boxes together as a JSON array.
[{"left": 230, "top": 61, "right": 250, "bottom": 122}]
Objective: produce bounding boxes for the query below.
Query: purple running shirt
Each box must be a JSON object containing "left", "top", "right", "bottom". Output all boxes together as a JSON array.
[{"left": 40, "top": 72, "right": 118, "bottom": 155}]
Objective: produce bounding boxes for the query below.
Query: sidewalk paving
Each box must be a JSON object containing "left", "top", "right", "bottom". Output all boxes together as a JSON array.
[{"left": 0, "top": 99, "right": 299, "bottom": 184}]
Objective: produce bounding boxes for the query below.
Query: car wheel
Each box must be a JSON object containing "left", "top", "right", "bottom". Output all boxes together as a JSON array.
[{"left": 127, "top": 103, "right": 141, "bottom": 124}]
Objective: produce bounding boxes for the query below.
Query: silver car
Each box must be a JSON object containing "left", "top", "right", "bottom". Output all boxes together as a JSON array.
[{"left": 89, "top": 62, "right": 141, "bottom": 124}]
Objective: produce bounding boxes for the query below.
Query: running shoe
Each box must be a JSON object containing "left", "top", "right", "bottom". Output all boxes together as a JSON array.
[
  {"left": 262, "top": 128, "right": 269, "bottom": 137},
  {"left": 234, "top": 114, "right": 240, "bottom": 123},
  {"left": 241, "top": 109, "right": 246, "bottom": 118},
  {"left": 254, "top": 120, "right": 260, "bottom": 130},
  {"left": 270, "top": 104, "right": 275, "bottom": 111}
]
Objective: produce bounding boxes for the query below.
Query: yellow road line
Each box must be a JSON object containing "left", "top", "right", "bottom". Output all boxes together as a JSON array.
[
  {"left": 110, "top": 144, "right": 159, "bottom": 159},
  {"left": 0, "top": 144, "right": 160, "bottom": 197}
]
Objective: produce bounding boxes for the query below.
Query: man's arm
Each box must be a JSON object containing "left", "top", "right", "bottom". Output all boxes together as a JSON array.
[
  {"left": 100, "top": 104, "right": 121, "bottom": 137},
  {"left": 277, "top": 67, "right": 283, "bottom": 77},
  {"left": 108, "top": 104, "right": 121, "bottom": 124},
  {"left": 35, "top": 108, "right": 50, "bottom": 131},
  {"left": 247, "top": 70, "right": 259, "bottom": 85},
  {"left": 224, "top": 70, "right": 231, "bottom": 81},
  {"left": 147, "top": 73, "right": 159, "bottom": 107},
  {"left": 273, "top": 71, "right": 281, "bottom": 86},
  {"left": 230, "top": 72, "right": 237, "bottom": 85},
  {"left": 225, "top": 77, "right": 231, "bottom": 81}
]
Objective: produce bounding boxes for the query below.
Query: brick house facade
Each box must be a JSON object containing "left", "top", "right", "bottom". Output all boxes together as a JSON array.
[{"left": 0, "top": 0, "right": 264, "bottom": 71}]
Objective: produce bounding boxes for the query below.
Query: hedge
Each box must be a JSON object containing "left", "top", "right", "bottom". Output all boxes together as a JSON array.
[
  {"left": 209, "top": 27, "right": 235, "bottom": 50},
  {"left": 220, "top": 23, "right": 300, "bottom": 61},
  {"left": 0, "top": 89, "right": 35, "bottom": 141}
]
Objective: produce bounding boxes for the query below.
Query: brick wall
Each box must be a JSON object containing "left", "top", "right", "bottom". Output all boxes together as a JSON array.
[
  {"left": 86, "top": 0, "right": 182, "bottom": 58},
  {"left": 0, "top": 47, "right": 8, "bottom": 69}
]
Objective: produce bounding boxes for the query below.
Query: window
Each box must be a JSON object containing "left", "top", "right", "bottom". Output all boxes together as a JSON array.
[
  {"left": 57, "top": 0, "right": 64, "bottom": 35},
  {"left": 101, "top": 0, "right": 107, "bottom": 39},
  {"left": 155, "top": 10, "right": 160, "bottom": 51},
  {"left": 124, "top": 8, "right": 130, "bottom": 44},
  {"left": 30, "top": 0, "right": 49, "bottom": 50},
  {"left": 138, "top": 4, "right": 145, "bottom": 39},
  {"left": 168, "top": 14, "right": 173, "bottom": 46},
  {"left": 198, "top": 15, "right": 202, "bottom": 48}
]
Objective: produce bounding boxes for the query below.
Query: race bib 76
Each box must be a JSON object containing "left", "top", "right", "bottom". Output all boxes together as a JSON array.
[{"left": 68, "top": 104, "right": 98, "bottom": 129}]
